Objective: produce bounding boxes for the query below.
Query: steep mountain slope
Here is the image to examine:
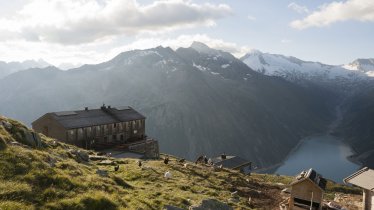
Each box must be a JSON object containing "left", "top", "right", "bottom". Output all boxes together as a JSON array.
[
  {"left": 0, "top": 117, "right": 361, "bottom": 209},
  {"left": 0, "top": 44, "right": 335, "bottom": 167},
  {"left": 335, "top": 84, "right": 374, "bottom": 168},
  {"left": 0, "top": 59, "right": 50, "bottom": 79},
  {"left": 241, "top": 50, "right": 374, "bottom": 167}
]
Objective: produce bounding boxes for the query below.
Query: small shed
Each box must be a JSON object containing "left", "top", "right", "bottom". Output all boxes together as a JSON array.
[
  {"left": 288, "top": 168, "right": 327, "bottom": 210},
  {"left": 344, "top": 167, "right": 374, "bottom": 210},
  {"left": 212, "top": 154, "right": 251, "bottom": 174}
]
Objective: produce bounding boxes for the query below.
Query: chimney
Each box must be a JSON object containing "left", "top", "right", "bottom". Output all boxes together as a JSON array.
[
  {"left": 85, "top": 107, "right": 88, "bottom": 111},
  {"left": 221, "top": 153, "right": 226, "bottom": 160},
  {"left": 108, "top": 105, "right": 111, "bottom": 109},
  {"left": 101, "top": 103, "right": 106, "bottom": 110}
]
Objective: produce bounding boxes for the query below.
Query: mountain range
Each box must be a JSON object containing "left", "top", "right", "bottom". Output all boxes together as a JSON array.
[
  {"left": 0, "top": 59, "right": 51, "bottom": 79},
  {"left": 0, "top": 42, "right": 373, "bottom": 167}
]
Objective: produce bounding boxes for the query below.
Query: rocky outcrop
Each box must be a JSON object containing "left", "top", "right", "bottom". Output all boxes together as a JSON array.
[
  {"left": 1, "top": 118, "right": 42, "bottom": 148},
  {"left": 21, "top": 128, "right": 42, "bottom": 148}
]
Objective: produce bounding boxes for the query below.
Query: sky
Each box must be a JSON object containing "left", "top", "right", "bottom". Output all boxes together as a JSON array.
[{"left": 0, "top": 0, "right": 373, "bottom": 68}]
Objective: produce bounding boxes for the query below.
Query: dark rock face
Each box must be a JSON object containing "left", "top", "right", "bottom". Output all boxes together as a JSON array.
[
  {"left": 335, "top": 85, "right": 374, "bottom": 168},
  {"left": 0, "top": 45, "right": 335, "bottom": 167}
]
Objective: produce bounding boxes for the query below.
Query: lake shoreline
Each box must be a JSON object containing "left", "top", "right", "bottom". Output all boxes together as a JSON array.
[{"left": 255, "top": 133, "right": 362, "bottom": 182}]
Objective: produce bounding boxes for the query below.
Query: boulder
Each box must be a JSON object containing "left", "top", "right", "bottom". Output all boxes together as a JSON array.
[
  {"left": 96, "top": 169, "right": 108, "bottom": 177},
  {"left": 89, "top": 155, "right": 108, "bottom": 161},
  {"left": 189, "top": 199, "right": 233, "bottom": 210},
  {"left": 76, "top": 150, "right": 89, "bottom": 162},
  {"left": 1, "top": 120, "right": 12, "bottom": 130},
  {"left": 19, "top": 128, "right": 42, "bottom": 148},
  {"left": 98, "top": 160, "right": 115, "bottom": 165}
]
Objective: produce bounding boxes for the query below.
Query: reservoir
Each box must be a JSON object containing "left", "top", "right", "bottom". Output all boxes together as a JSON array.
[{"left": 275, "top": 135, "right": 360, "bottom": 183}]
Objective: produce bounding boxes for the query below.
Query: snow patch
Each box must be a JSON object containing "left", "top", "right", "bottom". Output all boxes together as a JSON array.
[
  {"left": 221, "top": 64, "right": 230, "bottom": 69},
  {"left": 193, "top": 62, "right": 209, "bottom": 71}
]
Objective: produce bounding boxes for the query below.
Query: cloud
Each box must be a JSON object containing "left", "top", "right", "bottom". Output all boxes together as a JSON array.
[
  {"left": 288, "top": 2, "right": 309, "bottom": 14},
  {"left": 290, "top": 0, "right": 374, "bottom": 29},
  {"left": 247, "top": 15, "right": 256, "bottom": 21},
  {"left": 281, "top": 39, "right": 292, "bottom": 44},
  {"left": 0, "top": 0, "right": 232, "bottom": 44},
  {"left": 0, "top": 34, "right": 251, "bottom": 67}
]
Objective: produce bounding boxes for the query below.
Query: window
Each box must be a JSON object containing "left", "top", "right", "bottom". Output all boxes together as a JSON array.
[
  {"left": 103, "top": 125, "right": 108, "bottom": 135},
  {"left": 137, "top": 120, "right": 141, "bottom": 128},
  {"left": 77, "top": 128, "right": 83, "bottom": 140},
  {"left": 114, "top": 123, "right": 117, "bottom": 128},
  {"left": 68, "top": 130, "right": 76, "bottom": 141},
  {"left": 96, "top": 126, "right": 100, "bottom": 136},
  {"left": 86, "top": 127, "right": 92, "bottom": 137},
  {"left": 112, "top": 135, "right": 116, "bottom": 140},
  {"left": 134, "top": 130, "right": 138, "bottom": 134}
]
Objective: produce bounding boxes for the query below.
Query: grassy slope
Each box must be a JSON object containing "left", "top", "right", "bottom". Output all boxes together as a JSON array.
[{"left": 0, "top": 116, "right": 360, "bottom": 210}]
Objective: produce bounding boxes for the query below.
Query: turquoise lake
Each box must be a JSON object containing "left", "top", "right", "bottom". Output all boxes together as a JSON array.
[{"left": 275, "top": 135, "right": 360, "bottom": 183}]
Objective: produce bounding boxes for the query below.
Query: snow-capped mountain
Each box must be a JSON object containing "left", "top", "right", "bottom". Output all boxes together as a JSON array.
[
  {"left": 0, "top": 59, "right": 51, "bottom": 79},
  {"left": 176, "top": 41, "right": 257, "bottom": 81},
  {"left": 0, "top": 42, "right": 335, "bottom": 167},
  {"left": 240, "top": 50, "right": 370, "bottom": 87},
  {"left": 344, "top": 58, "right": 374, "bottom": 76}
]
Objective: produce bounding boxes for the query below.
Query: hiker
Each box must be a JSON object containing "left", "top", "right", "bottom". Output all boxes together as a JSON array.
[
  {"left": 164, "top": 156, "right": 169, "bottom": 164},
  {"left": 203, "top": 156, "right": 208, "bottom": 164},
  {"left": 137, "top": 160, "right": 142, "bottom": 168},
  {"left": 195, "top": 155, "right": 204, "bottom": 164},
  {"left": 114, "top": 165, "right": 119, "bottom": 171}
]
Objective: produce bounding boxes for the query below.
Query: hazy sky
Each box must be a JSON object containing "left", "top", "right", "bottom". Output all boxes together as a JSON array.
[{"left": 0, "top": 0, "right": 373, "bottom": 67}]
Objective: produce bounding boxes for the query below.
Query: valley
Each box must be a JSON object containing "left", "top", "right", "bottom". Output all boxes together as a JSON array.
[{"left": 0, "top": 43, "right": 373, "bottom": 173}]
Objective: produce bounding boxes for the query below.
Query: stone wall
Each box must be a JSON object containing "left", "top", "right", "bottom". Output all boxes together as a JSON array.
[{"left": 128, "top": 139, "right": 159, "bottom": 159}]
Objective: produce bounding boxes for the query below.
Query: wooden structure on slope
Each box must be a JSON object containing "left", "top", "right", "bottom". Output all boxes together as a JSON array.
[
  {"left": 288, "top": 168, "right": 327, "bottom": 210},
  {"left": 344, "top": 167, "right": 374, "bottom": 210},
  {"left": 212, "top": 154, "right": 252, "bottom": 174}
]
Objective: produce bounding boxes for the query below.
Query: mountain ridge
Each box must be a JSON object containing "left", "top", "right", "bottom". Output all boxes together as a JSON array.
[{"left": 0, "top": 43, "right": 336, "bottom": 167}]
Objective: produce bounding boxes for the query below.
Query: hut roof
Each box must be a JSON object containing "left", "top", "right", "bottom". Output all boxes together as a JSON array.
[
  {"left": 212, "top": 155, "right": 251, "bottom": 169},
  {"left": 39, "top": 105, "right": 145, "bottom": 129},
  {"left": 344, "top": 167, "right": 374, "bottom": 192},
  {"left": 290, "top": 168, "right": 327, "bottom": 191}
]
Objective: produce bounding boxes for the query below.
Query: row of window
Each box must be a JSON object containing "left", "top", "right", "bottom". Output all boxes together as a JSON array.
[{"left": 67, "top": 120, "right": 143, "bottom": 141}]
